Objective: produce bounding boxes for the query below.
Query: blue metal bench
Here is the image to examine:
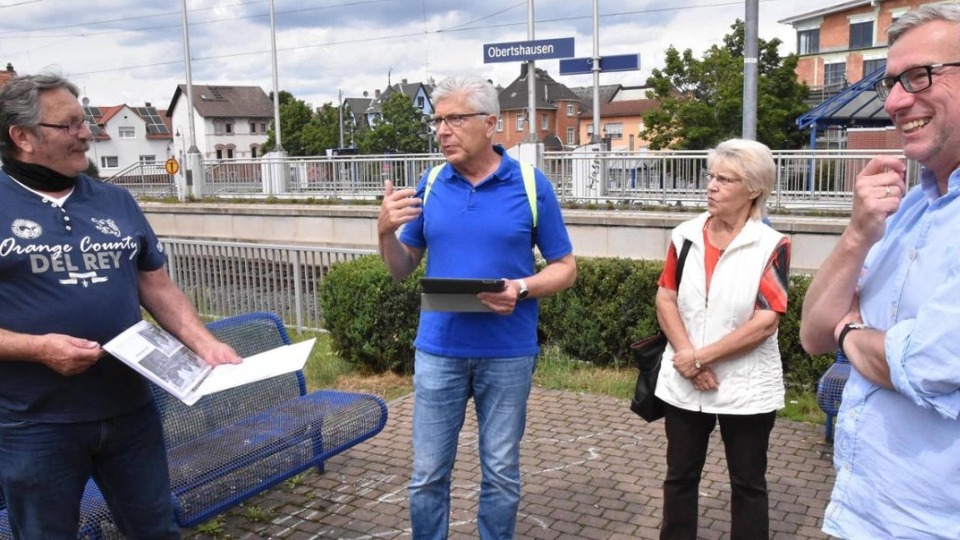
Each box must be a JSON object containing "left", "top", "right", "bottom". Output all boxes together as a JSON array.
[
  {"left": 0, "top": 311, "right": 388, "bottom": 538},
  {"left": 816, "top": 350, "right": 850, "bottom": 443}
]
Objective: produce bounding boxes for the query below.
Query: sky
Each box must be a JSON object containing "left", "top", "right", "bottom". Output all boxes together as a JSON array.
[{"left": 0, "top": 0, "right": 841, "bottom": 111}]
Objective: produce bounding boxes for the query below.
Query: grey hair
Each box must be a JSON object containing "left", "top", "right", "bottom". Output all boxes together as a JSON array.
[
  {"left": 0, "top": 73, "right": 80, "bottom": 161},
  {"left": 889, "top": 4, "right": 960, "bottom": 45},
  {"left": 431, "top": 74, "right": 500, "bottom": 117},
  {"left": 707, "top": 138, "right": 775, "bottom": 221}
]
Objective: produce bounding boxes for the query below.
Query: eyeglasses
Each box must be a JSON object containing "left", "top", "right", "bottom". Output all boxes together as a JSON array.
[
  {"left": 429, "top": 112, "right": 489, "bottom": 130},
  {"left": 703, "top": 172, "right": 742, "bottom": 186},
  {"left": 37, "top": 120, "right": 90, "bottom": 136},
  {"left": 875, "top": 62, "right": 960, "bottom": 101}
]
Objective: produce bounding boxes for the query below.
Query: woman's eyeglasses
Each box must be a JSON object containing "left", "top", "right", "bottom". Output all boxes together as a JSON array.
[{"left": 703, "top": 172, "right": 742, "bottom": 186}]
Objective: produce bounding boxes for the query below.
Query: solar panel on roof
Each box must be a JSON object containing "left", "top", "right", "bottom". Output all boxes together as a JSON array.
[{"left": 135, "top": 106, "right": 170, "bottom": 135}]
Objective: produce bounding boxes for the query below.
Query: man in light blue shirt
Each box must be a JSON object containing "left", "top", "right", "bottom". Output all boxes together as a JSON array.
[{"left": 800, "top": 5, "right": 960, "bottom": 538}]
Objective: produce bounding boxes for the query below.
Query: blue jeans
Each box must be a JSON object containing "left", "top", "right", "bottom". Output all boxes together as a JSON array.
[
  {"left": 0, "top": 403, "right": 178, "bottom": 540},
  {"left": 408, "top": 350, "right": 536, "bottom": 540}
]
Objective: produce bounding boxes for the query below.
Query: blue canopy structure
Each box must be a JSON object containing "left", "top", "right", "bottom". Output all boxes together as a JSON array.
[{"left": 797, "top": 67, "right": 889, "bottom": 149}]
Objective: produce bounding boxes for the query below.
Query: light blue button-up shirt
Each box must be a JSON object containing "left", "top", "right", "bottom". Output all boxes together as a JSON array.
[{"left": 823, "top": 168, "right": 960, "bottom": 539}]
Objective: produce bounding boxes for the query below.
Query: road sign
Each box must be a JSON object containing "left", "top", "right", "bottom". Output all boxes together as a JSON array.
[
  {"left": 559, "top": 54, "right": 641, "bottom": 75},
  {"left": 483, "top": 37, "right": 575, "bottom": 64},
  {"left": 165, "top": 158, "right": 180, "bottom": 175}
]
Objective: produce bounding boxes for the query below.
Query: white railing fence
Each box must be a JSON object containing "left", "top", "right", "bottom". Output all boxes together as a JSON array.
[
  {"left": 163, "top": 238, "right": 375, "bottom": 331},
  {"left": 113, "top": 149, "right": 919, "bottom": 212}
]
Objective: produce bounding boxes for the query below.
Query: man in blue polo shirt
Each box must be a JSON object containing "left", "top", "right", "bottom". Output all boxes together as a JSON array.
[
  {"left": 0, "top": 73, "right": 240, "bottom": 539},
  {"left": 378, "top": 74, "right": 576, "bottom": 539}
]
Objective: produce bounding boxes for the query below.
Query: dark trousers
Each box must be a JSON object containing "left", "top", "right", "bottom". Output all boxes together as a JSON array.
[{"left": 660, "top": 403, "right": 776, "bottom": 540}]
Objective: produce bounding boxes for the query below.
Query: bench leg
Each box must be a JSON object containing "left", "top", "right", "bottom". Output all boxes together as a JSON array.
[{"left": 825, "top": 413, "right": 835, "bottom": 443}]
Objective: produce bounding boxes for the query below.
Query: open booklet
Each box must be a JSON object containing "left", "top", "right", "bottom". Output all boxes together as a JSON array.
[{"left": 103, "top": 320, "right": 315, "bottom": 406}]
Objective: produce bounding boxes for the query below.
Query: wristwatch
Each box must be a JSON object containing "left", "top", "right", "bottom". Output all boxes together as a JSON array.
[
  {"left": 838, "top": 322, "right": 871, "bottom": 356},
  {"left": 516, "top": 279, "right": 529, "bottom": 300}
]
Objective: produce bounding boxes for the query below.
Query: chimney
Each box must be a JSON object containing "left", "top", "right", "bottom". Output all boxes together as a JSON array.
[
  {"left": 5, "top": 63, "right": 13, "bottom": 72},
  {"left": 401, "top": 78, "right": 408, "bottom": 85},
  {"left": 520, "top": 63, "right": 528, "bottom": 79},
  {"left": 145, "top": 101, "right": 152, "bottom": 108},
  {"left": 375, "top": 89, "right": 381, "bottom": 98}
]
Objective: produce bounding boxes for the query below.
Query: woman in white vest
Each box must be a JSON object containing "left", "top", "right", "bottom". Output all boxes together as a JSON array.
[{"left": 654, "top": 139, "right": 791, "bottom": 540}]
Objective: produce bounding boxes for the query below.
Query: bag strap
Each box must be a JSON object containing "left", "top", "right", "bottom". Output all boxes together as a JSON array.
[{"left": 675, "top": 239, "right": 692, "bottom": 287}]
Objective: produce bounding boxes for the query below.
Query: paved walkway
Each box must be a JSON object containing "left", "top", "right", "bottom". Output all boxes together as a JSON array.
[{"left": 187, "top": 388, "right": 835, "bottom": 539}]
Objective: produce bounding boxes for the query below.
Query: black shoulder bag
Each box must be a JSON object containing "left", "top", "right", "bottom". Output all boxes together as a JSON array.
[{"left": 629, "top": 239, "right": 692, "bottom": 422}]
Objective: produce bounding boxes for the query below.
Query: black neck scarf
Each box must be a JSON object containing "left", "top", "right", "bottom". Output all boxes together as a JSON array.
[{"left": 2, "top": 158, "right": 78, "bottom": 192}]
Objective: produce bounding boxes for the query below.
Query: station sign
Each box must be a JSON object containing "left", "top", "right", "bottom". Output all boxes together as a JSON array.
[
  {"left": 483, "top": 37, "right": 575, "bottom": 63},
  {"left": 559, "top": 54, "right": 641, "bottom": 75}
]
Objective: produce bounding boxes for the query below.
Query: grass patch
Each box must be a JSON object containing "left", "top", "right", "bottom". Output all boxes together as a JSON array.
[{"left": 292, "top": 330, "right": 823, "bottom": 424}]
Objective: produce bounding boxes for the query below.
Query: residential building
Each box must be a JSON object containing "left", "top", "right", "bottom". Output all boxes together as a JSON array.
[
  {"left": 359, "top": 78, "right": 435, "bottom": 128},
  {"left": 166, "top": 85, "right": 274, "bottom": 161},
  {"left": 84, "top": 103, "right": 173, "bottom": 175},
  {"left": 779, "top": 0, "right": 940, "bottom": 102},
  {"left": 570, "top": 84, "right": 659, "bottom": 151},
  {"left": 495, "top": 65, "right": 583, "bottom": 150},
  {"left": 780, "top": 1, "right": 941, "bottom": 149},
  {"left": 0, "top": 63, "right": 17, "bottom": 89}
]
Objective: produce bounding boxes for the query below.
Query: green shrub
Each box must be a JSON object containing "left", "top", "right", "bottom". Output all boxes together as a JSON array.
[
  {"left": 539, "top": 257, "right": 664, "bottom": 369},
  {"left": 319, "top": 255, "right": 837, "bottom": 391},
  {"left": 318, "top": 255, "right": 422, "bottom": 373}
]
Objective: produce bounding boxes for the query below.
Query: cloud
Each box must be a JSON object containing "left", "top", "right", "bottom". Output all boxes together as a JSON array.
[{"left": 0, "top": 0, "right": 838, "bottom": 110}]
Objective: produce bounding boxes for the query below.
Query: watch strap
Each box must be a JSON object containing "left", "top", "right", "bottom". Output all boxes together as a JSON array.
[{"left": 838, "top": 323, "right": 869, "bottom": 357}]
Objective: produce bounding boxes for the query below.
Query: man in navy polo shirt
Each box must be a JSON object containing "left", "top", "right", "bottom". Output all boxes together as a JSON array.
[
  {"left": 0, "top": 73, "right": 240, "bottom": 539},
  {"left": 378, "top": 74, "right": 576, "bottom": 539}
]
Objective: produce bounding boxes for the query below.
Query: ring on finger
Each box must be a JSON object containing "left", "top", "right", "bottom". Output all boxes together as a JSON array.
[{"left": 884, "top": 185, "right": 892, "bottom": 198}]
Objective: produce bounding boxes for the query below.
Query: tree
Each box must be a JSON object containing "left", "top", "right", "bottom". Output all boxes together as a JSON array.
[
  {"left": 642, "top": 20, "right": 809, "bottom": 150},
  {"left": 358, "top": 92, "right": 428, "bottom": 154},
  {"left": 262, "top": 91, "right": 314, "bottom": 156}
]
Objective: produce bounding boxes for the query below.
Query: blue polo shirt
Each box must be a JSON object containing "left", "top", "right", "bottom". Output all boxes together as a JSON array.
[
  {"left": 0, "top": 172, "right": 166, "bottom": 422},
  {"left": 399, "top": 146, "right": 572, "bottom": 358}
]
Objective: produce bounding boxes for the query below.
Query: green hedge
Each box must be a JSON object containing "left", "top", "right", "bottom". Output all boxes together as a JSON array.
[{"left": 318, "top": 254, "right": 835, "bottom": 391}]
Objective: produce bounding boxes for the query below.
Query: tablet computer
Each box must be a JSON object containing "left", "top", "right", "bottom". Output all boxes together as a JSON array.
[{"left": 420, "top": 277, "right": 506, "bottom": 295}]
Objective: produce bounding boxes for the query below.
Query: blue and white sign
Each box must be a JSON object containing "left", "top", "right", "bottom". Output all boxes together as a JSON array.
[
  {"left": 559, "top": 54, "right": 641, "bottom": 75},
  {"left": 483, "top": 37, "right": 575, "bottom": 64}
]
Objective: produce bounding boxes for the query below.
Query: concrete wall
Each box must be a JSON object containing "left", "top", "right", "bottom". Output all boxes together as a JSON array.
[{"left": 142, "top": 203, "right": 846, "bottom": 275}]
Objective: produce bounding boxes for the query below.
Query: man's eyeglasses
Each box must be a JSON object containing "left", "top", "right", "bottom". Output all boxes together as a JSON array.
[
  {"left": 875, "top": 62, "right": 960, "bottom": 101},
  {"left": 703, "top": 172, "right": 742, "bottom": 186},
  {"left": 37, "top": 120, "right": 90, "bottom": 136},
  {"left": 429, "top": 112, "right": 489, "bottom": 130}
]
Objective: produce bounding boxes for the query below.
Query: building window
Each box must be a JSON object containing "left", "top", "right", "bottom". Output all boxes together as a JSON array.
[
  {"left": 566, "top": 103, "right": 575, "bottom": 116},
  {"left": 139, "top": 155, "right": 155, "bottom": 164},
  {"left": 261, "top": 122, "right": 267, "bottom": 133},
  {"left": 566, "top": 127, "right": 575, "bottom": 145},
  {"left": 118, "top": 127, "right": 135, "bottom": 139},
  {"left": 798, "top": 29, "right": 820, "bottom": 55},
  {"left": 213, "top": 120, "right": 223, "bottom": 135},
  {"left": 101, "top": 156, "right": 118, "bottom": 168},
  {"left": 226, "top": 148, "right": 234, "bottom": 159},
  {"left": 849, "top": 21, "right": 873, "bottom": 49},
  {"left": 863, "top": 58, "right": 886, "bottom": 77},
  {"left": 225, "top": 121, "right": 233, "bottom": 134},
  {"left": 541, "top": 114, "right": 548, "bottom": 131},
  {"left": 250, "top": 145, "right": 258, "bottom": 158},
  {"left": 516, "top": 114, "right": 524, "bottom": 132},
  {"left": 587, "top": 124, "right": 594, "bottom": 139},
  {"left": 249, "top": 121, "right": 257, "bottom": 133},
  {"left": 417, "top": 96, "right": 425, "bottom": 109},
  {"left": 216, "top": 148, "right": 223, "bottom": 160},
  {"left": 824, "top": 62, "right": 847, "bottom": 89},
  {"left": 497, "top": 115, "right": 503, "bottom": 132},
  {"left": 604, "top": 123, "right": 623, "bottom": 140}
]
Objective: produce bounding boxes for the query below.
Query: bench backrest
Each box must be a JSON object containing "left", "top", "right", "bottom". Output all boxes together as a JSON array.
[{"left": 151, "top": 311, "right": 305, "bottom": 449}]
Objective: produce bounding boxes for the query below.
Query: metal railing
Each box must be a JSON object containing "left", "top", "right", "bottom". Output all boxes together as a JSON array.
[
  {"left": 104, "top": 161, "right": 178, "bottom": 198},
  {"left": 110, "top": 149, "right": 919, "bottom": 212},
  {"left": 163, "top": 238, "right": 375, "bottom": 331}
]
